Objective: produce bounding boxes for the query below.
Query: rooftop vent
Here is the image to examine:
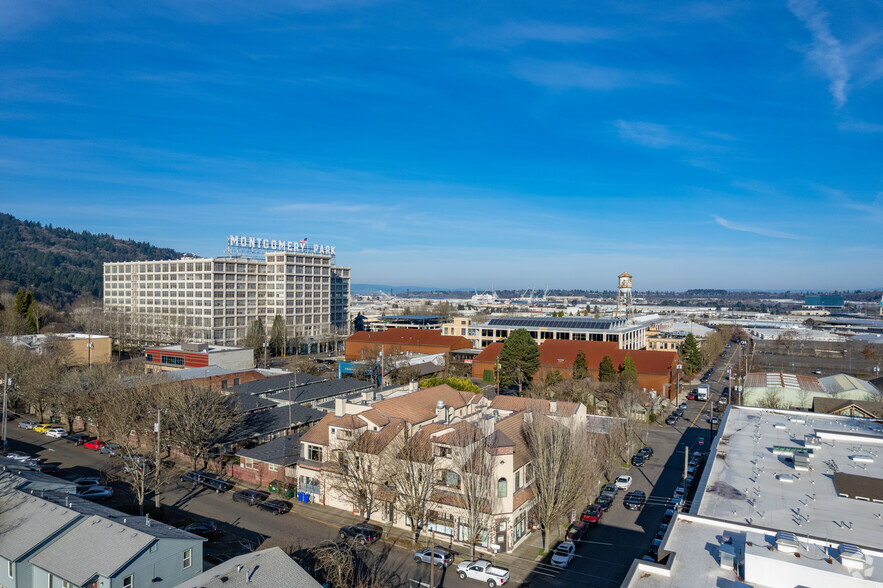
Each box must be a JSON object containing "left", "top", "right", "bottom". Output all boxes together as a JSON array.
[
  {"left": 850, "top": 455, "right": 874, "bottom": 464},
  {"left": 775, "top": 531, "right": 799, "bottom": 553},
  {"left": 777, "top": 474, "right": 794, "bottom": 483},
  {"left": 805, "top": 434, "right": 821, "bottom": 447},
  {"left": 436, "top": 399, "right": 445, "bottom": 410},
  {"left": 838, "top": 544, "right": 866, "bottom": 571},
  {"left": 719, "top": 543, "right": 736, "bottom": 570}
]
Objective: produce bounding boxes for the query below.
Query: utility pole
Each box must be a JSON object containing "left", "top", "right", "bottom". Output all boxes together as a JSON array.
[
  {"left": 429, "top": 526, "right": 436, "bottom": 588},
  {"left": 684, "top": 445, "right": 688, "bottom": 481},
  {"left": 2, "top": 374, "right": 9, "bottom": 453},
  {"left": 155, "top": 408, "right": 161, "bottom": 509}
]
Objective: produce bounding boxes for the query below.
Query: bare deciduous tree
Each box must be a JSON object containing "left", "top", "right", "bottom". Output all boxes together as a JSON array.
[
  {"left": 449, "top": 420, "right": 494, "bottom": 559},
  {"left": 161, "top": 382, "right": 241, "bottom": 471},
  {"left": 332, "top": 425, "right": 399, "bottom": 520},
  {"left": 522, "top": 412, "right": 593, "bottom": 550},
  {"left": 388, "top": 426, "right": 439, "bottom": 542}
]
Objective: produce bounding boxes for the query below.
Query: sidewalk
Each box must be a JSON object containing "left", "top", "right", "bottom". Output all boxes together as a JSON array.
[{"left": 287, "top": 497, "right": 547, "bottom": 585}]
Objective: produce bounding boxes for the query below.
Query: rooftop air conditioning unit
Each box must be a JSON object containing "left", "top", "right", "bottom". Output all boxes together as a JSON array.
[
  {"left": 838, "top": 544, "right": 866, "bottom": 571},
  {"left": 775, "top": 531, "right": 799, "bottom": 554},
  {"left": 804, "top": 435, "right": 821, "bottom": 447}
]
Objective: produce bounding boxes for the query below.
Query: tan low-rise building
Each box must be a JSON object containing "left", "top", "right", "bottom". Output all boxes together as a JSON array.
[{"left": 6, "top": 333, "right": 112, "bottom": 366}]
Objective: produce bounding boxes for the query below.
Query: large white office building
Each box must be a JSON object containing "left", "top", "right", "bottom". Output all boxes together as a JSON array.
[{"left": 103, "top": 237, "right": 350, "bottom": 346}]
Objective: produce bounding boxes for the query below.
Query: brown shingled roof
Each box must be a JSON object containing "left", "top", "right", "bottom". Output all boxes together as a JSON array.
[
  {"left": 347, "top": 328, "right": 473, "bottom": 349},
  {"left": 370, "top": 385, "right": 483, "bottom": 424},
  {"left": 490, "top": 395, "right": 580, "bottom": 416},
  {"left": 493, "top": 412, "right": 532, "bottom": 471}
]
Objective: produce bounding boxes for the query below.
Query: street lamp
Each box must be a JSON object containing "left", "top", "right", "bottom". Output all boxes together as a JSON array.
[
  {"left": 675, "top": 363, "right": 683, "bottom": 404},
  {"left": 262, "top": 342, "right": 269, "bottom": 369}
]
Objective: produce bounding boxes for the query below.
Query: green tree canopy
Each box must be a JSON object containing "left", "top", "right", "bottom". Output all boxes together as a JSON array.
[
  {"left": 14, "top": 288, "right": 34, "bottom": 318},
  {"left": 680, "top": 333, "right": 702, "bottom": 373},
  {"left": 599, "top": 355, "right": 616, "bottom": 382},
  {"left": 573, "top": 350, "right": 589, "bottom": 380},
  {"left": 419, "top": 376, "right": 480, "bottom": 393},
  {"left": 499, "top": 328, "right": 540, "bottom": 393},
  {"left": 545, "top": 370, "right": 563, "bottom": 386},
  {"left": 619, "top": 355, "right": 637, "bottom": 377}
]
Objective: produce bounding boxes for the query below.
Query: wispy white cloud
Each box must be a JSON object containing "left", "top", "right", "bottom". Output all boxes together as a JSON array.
[
  {"left": 510, "top": 60, "right": 670, "bottom": 91},
  {"left": 818, "top": 186, "right": 883, "bottom": 223},
  {"left": 615, "top": 121, "right": 682, "bottom": 148},
  {"left": 470, "top": 21, "right": 617, "bottom": 48},
  {"left": 837, "top": 120, "right": 883, "bottom": 133},
  {"left": 712, "top": 215, "right": 801, "bottom": 239},
  {"left": 787, "top": 0, "right": 849, "bottom": 107}
]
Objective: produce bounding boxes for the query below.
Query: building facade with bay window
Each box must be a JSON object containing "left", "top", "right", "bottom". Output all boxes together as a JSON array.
[{"left": 296, "top": 386, "right": 585, "bottom": 554}]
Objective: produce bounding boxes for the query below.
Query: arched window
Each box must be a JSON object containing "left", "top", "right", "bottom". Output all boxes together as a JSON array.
[{"left": 497, "top": 477, "right": 507, "bottom": 498}]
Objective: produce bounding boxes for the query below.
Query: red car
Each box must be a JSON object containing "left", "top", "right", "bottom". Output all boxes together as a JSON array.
[
  {"left": 581, "top": 505, "right": 603, "bottom": 525},
  {"left": 84, "top": 439, "right": 106, "bottom": 451}
]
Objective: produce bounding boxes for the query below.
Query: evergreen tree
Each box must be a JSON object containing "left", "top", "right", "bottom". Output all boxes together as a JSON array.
[
  {"left": 498, "top": 328, "right": 540, "bottom": 394},
  {"left": 680, "top": 333, "right": 702, "bottom": 373},
  {"left": 599, "top": 355, "right": 616, "bottom": 382},
  {"left": 14, "top": 288, "right": 33, "bottom": 317},
  {"left": 573, "top": 350, "right": 589, "bottom": 380},
  {"left": 269, "top": 315, "right": 286, "bottom": 356},
  {"left": 619, "top": 355, "right": 637, "bottom": 378},
  {"left": 545, "top": 370, "right": 563, "bottom": 386},
  {"left": 241, "top": 318, "right": 266, "bottom": 363}
]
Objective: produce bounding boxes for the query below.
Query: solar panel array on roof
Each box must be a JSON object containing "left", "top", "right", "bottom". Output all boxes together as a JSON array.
[{"left": 486, "top": 317, "right": 625, "bottom": 329}]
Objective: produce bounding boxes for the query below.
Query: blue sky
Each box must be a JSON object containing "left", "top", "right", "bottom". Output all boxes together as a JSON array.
[{"left": 1, "top": 1, "right": 881, "bottom": 291}]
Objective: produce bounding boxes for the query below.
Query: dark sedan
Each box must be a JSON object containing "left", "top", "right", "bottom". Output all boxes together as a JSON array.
[
  {"left": 631, "top": 454, "right": 645, "bottom": 467},
  {"left": 232, "top": 489, "right": 271, "bottom": 506},
  {"left": 256, "top": 499, "right": 292, "bottom": 515},
  {"left": 624, "top": 490, "right": 647, "bottom": 511},
  {"left": 184, "top": 521, "right": 218, "bottom": 539}
]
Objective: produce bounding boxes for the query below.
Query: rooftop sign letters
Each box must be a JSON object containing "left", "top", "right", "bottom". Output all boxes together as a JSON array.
[{"left": 227, "top": 235, "right": 335, "bottom": 256}]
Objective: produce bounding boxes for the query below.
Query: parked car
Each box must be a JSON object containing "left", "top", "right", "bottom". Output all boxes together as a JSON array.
[
  {"left": 665, "top": 415, "right": 678, "bottom": 426},
  {"left": 640, "top": 447, "right": 654, "bottom": 459},
  {"left": 595, "top": 495, "right": 613, "bottom": 511},
  {"left": 686, "top": 392, "right": 697, "bottom": 400},
  {"left": 339, "top": 522, "right": 382, "bottom": 545},
  {"left": 456, "top": 559, "right": 509, "bottom": 587},
  {"left": 600, "top": 483, "right": 618, "bottom": 500},
  {"left": 413, "top": 547, "right": 454, "bottom": 568},
  {"left": 67, "top": 476, "right": 103, "bottom": 487},
  {"left": 76, "top": 485, "right": 114, "bottom": 501},
  {"left": 84, "top": 439, "right": 106, "bottom": 451},
  {"left": 184, "top": 521, "right": 217, "bottom": 539},
  {"left": 624, "top": 490, "right": 647, "bottom": 511},
  {"left": 655, "top": 523, "right": 669, "bottom": 539},
  {"left": 710, "top": 417, "right": 720, "bottom": 426},
  {"left": 180, "top": 471, "right": 233, "bottom": 492},
  {"left": 29, "top": 462, "right": 59, "bottom": 474},
  {"left": 648, "top": 537, "right": 663, "bottom": 559},
  {"left": 673, "top": 408, "right": 684, "bottom": 418},
  {"left": 33, "top": 423, "right": 53, "bottom": 433},
  {"left": 812, "top": 369, "right": 822, "bottom": 375},
  {"left": 256, "top": 499, "right": 292, "bottom": 515},
  {"left": 18, "top": 420, "right": 37, "bottom": 429},
  {"left": 662, "top": 508, "right": 675, "bottom": 523},
  {"left": 45, "top": 428, "right": 68, "bottom": 438},
  {"left": 581, "top": 505, "right": 603, "bottom": 525},
  {"left": 679, "top": 402, "right": 688, "bottom": 410},
  {"left": 615, "top": 475, "right": 633, "bottom": 490},
  {"left": 550, "top": 541, "right": 576, "bottom": 568},
  {"left": 99, "top": 443, "right": 121, "bottom": 456},
  {"left": 631, "top": 454, "right": 645, "bottom": 467},
  {"left": 565, "top": 521, "right": 587, "bottom": 542},
  {"left": 232, "top": 489, "right": 271, "bottom": 506},
  {"left": 66, "top": 433, "right": 91, "bottom": 445}
]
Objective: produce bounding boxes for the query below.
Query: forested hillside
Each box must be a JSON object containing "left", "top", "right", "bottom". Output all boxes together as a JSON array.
[{"left": 0, "top": 213, "right": 181, "bottom": 306}]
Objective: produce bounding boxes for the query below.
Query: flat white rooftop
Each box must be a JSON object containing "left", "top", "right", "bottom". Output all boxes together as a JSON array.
[{"left": 623, "top": 513, "right": 883, "bottom": 587}]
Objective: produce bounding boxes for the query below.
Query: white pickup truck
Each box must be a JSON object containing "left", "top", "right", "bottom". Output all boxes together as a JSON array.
[{"left": 456, "top": 559, "right": 510, "bottom": 587}]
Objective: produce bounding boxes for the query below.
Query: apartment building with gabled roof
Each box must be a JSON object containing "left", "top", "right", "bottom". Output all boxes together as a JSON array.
[{"left": 295, "top": 383, "right": 555, "bottom": 553}]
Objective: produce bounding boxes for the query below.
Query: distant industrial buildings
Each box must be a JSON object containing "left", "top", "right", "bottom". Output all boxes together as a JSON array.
[
  {"left": 741, "top": 372, "right": 880, "bottom": 409},
  {"left": 472, "top": 316, "right": 646, "bottom": 350},
  {"left": 103, "top": 237, "right": 350, "bottom": 346}
]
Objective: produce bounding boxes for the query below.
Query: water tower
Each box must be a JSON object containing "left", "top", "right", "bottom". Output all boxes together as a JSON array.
[{"left": 616, "top": 272, "right": 634, "bottom": 322}]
